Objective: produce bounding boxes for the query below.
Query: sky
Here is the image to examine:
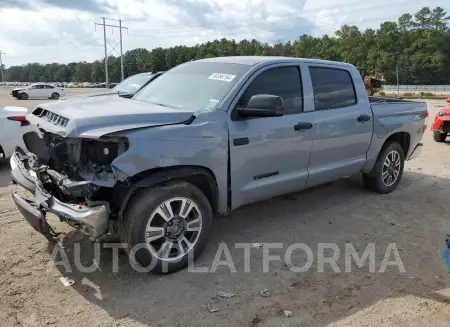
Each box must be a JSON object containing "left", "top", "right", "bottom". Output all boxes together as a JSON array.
[{"left": 0, "top": 0, "right": 447, "bottom": 67}]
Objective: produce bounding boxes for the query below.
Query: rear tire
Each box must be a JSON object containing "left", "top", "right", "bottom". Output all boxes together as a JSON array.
[
  {"left": 21, "top": 93, "right": 28, "bottom": 100},
  {"left": 51, "top": 92, "right": 60, "bottom": 99},
  {"left": 363, "top": 141, "right": 405, "bottom": 194},
  {"left": 433, "top": 132, "right": 447, "bottom": 142},
  {"left": 120, "top": 181, "right": 213, "bottom": 274}
]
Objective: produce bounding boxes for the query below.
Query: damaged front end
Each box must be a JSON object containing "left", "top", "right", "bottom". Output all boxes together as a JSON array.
[{"left": 11, "top": 129, "right": 129, "bottom": 239}]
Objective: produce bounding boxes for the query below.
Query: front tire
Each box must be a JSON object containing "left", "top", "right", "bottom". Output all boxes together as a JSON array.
[
  {"left": 20, "top": 93, "right": 28, "bottom": 100},
  {"left": 121, "top": 181, "right": 213, "bottom": 274},
  {"left": 433, "top": 132, "right": 447, "bottom": 142},
  {"left": 363, "top": 141, "right": 405, "bottom": 194}
]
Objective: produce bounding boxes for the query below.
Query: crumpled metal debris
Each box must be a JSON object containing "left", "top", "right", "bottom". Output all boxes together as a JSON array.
[
  {"left": 283, "top": 310, "right": 293, "bottom": 317},
  {"left": 60, "top": 277, "right": 75, "bottom": 287},
  {"left": 217, "top": 291, "right": 236, "bottom": 298},
  {"left": 259, "top": 288, "right": 271, "bottom": 297},
  {"left": 207, "top": 297, "right": 219, "bottom": 313}
]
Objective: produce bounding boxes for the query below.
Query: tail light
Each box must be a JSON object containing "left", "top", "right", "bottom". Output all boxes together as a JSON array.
[
  {"left": 423, "top": 110, "right": 429, "bottom": 132},
  {"left": 8, "top": 116, "right": 30, "bottom": 127}
]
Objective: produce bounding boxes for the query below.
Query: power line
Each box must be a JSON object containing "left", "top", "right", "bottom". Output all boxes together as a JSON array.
[
  {"left": 127, "top": 7, "right": 449, "bottom": 45},
  {"left": 95, "top": 17, "right": 128, "bottom": 85},
  {"left": 259, "top": 10, "right": 447, "bottom": 35},
  {"left": 3, "top": 3, "right": 448, "bottom": 66},
  {"left": 129, "top": 0, "right": 427, "bottom": 37},
  {"left": 130, "top": 0, "right": 380, "bottom": 34},
  {"left": 4, "top": 47, "right": 102, "bottom": 61}
]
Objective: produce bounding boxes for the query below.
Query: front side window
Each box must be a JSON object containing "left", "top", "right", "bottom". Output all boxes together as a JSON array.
[
  {"left": 238, "top": 66, "right": 303, "bottom": 114},
  {"left": 133, "top": 62, "right": 250, "bottom": 112},
  {"left": 309, "top": 67, "right": 357, "bottom": 110}
]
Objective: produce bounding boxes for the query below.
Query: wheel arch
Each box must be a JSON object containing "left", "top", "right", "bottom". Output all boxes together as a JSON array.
[
  {"left": 113, "top": 165, "right": 219, "bottom": 220},
  {"left": 363, "top": 131, "right": 411, "bottom": 175},
  {"left": 383, "top": 131, "right": 411, "bottom": 156}
]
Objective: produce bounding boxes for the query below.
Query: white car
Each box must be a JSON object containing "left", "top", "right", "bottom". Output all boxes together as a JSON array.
[
  {"left": 0, "top": 105, "right": 33, "bottom": 159},
  {"left": 11, "top": 83, "right": 65, "bottom": 100}
]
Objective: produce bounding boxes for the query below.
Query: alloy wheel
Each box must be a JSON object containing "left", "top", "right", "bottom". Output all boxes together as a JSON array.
[
  {"left": 145, "top": 197, "right": 202, "bottom": 261},
  {"left": 382, "top": 150, "right": 401, "bottom": 187}
]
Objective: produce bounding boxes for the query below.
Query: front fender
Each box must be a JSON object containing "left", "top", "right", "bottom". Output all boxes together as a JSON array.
[
  {"left": 112, "top": 166, "right": 219, "bottom": 220},
  {"left": 110, "top": 110, "right": 229, "bottom": 215}
]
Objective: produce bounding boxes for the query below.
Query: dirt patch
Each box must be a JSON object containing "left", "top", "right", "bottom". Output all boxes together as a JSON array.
[{"left": 1, "top": 97, "right": 450, "bottom": 327}]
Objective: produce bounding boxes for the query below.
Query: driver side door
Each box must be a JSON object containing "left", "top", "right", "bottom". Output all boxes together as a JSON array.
[
  {"left": 27, "top": 85, "right": 40, "bottom": 98},
  {"left": 227, "top": 64, "right": 315, "bottom": 210}
]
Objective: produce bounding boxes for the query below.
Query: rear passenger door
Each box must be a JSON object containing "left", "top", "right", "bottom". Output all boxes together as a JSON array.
[
  {"left": 44, "top": 85, "right": 54, "bottom": 97},
  {"left": 306, "top": 66, "right": 373, "bottom": 187},
  {"left": 228, "top": 64, "right": 315, "bottom": 209}
]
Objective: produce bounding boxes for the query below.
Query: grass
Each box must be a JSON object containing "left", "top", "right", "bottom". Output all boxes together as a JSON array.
[{"left": 379, "top": 91, "right": 449, "bottom": 100}]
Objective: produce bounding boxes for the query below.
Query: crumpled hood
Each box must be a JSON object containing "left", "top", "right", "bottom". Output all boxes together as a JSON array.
[{"left": 27, "top": 96, "right": 195, "bottom": 138}]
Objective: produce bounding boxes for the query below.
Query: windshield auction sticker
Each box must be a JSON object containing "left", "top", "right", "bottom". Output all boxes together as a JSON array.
[{"left": 209, "top": 73, "right": 236, "bottom": 82}]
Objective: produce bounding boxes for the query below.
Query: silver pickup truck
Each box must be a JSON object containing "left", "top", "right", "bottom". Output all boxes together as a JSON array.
[{"left": 10, "top": 56, "right": 427, "bottom": 273}]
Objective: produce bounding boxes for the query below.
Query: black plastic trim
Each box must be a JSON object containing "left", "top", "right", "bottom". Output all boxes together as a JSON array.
[{"left": 233, "top": 138, "right": 249, "bottom": 146}]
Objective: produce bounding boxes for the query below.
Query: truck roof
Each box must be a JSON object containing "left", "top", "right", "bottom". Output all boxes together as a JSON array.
[{"left": 195, "top": 56, "right": 355, "bottom": 68}]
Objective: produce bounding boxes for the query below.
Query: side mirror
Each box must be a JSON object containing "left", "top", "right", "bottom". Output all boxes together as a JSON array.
[{"left": 237, "top": 94, "right": 284, "bottom": 118}]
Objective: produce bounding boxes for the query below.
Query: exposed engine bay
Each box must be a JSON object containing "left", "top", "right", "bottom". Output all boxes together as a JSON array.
[{"left": 22, "top": 129, "right": 128, "bottom": 203}]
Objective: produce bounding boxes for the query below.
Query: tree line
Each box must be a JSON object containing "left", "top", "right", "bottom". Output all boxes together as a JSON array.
[{"left": 4, "top": 6, "right": 450, "bottom": 85}]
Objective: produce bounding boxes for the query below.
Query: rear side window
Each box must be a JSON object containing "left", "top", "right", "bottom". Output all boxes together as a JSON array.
[
  {"left": 238, "top": 66, "right": 303, "bottom": 114},
  {"left": 309, "top": 67, "right": 356, "bottom": 110}
]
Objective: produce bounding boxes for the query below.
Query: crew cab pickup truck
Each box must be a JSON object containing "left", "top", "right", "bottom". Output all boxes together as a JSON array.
[{"left": 10, "top": 56, "right": 427, "bottom": 273}]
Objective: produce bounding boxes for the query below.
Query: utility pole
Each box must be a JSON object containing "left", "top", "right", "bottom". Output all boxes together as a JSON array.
[
  {"left": 95, "top": 17, "right": 128, "bottom": 86},
  {"left": 0, "top": 50, "right": 5, "bottom": 83},
  {"left": 119, "top": 20, "right": 124, "bottom": 81},
  {"left": 102, "top": 17, "right": 108, "bottom": 86}
]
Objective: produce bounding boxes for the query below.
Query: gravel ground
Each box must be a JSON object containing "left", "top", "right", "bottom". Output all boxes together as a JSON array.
[{"left": 1, "top": 89, "right": 450, "bottom": 327}]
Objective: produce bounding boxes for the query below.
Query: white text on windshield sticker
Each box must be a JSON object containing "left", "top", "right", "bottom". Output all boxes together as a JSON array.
[{"left": 209, "top": 73, "right": 236, "bottom": 82}]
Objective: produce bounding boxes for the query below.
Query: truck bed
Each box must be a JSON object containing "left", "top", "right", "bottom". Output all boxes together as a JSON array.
[
  {"left": 367, "top": 97, "right": 427, "bottom": 163},
  {"left": 368, "top": 96, "right": 422, "bottom": 104}
]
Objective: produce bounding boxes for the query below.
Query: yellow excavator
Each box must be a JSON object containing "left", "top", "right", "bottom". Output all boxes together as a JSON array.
[{"left": 358, "top": 67, "right": 385, "bottom": 96}]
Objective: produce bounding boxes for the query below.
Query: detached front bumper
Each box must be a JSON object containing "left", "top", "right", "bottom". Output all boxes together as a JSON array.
[{"left": 10, "top": 151, "right": 110, "bottom": 239}]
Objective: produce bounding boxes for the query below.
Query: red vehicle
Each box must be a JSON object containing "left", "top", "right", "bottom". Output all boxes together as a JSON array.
[{"left": 431, "top": 98, "right": 450, "bottom": 142}]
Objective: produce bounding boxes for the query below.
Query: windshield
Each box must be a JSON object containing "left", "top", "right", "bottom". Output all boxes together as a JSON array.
[
  {"left": 133, "top": 62, "right": 250, "bottom": 112},
  {"left": 112, "top": 74, "right": 153, "bottom": 94}
]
